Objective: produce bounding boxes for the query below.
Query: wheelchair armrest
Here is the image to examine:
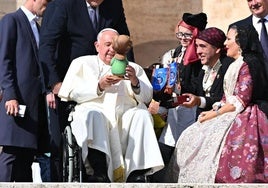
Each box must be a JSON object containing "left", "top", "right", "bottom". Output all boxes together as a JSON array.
[{"left": 66, "top": 102, "right": 77, "bottom": 114}]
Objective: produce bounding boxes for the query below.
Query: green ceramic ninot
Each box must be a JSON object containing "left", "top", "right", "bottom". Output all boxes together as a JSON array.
[{"left": 111, "top": 57, "right": 128, "bottom": 76}]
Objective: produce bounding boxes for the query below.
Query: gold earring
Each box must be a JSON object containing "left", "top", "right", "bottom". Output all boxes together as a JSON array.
[{"left": 238, "top": 48, "right": 242, "bottom": 55}]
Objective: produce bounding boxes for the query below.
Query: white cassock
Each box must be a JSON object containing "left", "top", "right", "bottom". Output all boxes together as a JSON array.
[{"left": 58, "top": 55, "right": 164, "bottom": 182}]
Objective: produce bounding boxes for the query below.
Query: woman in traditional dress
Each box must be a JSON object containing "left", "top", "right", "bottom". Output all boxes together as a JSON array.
[
  {"left": 215, "top": 24, "right": 268, "bottom": 183},
  {"left": 170, "top": 24, "right": 268, "bottom": 183}
]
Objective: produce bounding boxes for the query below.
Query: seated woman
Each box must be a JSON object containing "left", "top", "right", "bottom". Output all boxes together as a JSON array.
[{"left": 169, "top": 24, "right": 268, "bottom": 183}]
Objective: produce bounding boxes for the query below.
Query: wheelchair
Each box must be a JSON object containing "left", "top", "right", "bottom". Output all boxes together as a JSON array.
[
  {"left": 62, "top": 125, "right": 82, "bottom": 182},
  {"left": 61, "top": 103, "right": 83, "bottom": 182}
]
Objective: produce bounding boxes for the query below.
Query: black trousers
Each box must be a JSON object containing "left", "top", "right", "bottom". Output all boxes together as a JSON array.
[
  {"left": 41, "top": 97, "right": 74, "bottom": 182},
  {"left": 0, "top": 146, "right": 35, "bottom": 182},
  {"left": 148, "top": 142, "right": 175, "bottom": 182}
]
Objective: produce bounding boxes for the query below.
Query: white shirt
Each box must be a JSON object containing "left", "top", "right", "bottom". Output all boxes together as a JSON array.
[
  {"left": 20, "top": 6, "right": 39, "bottom": 47},
  {"left": 199, "top": 60, "right": 222, "bottom": 108},
  {"left": 86, "top": 1, "right": 99, "bottom": 22},
  {"left": 252, "top": 14, "right": 268, "bottom": 40}
]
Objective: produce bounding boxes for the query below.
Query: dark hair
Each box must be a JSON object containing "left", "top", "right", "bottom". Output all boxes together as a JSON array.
[
  {"left": 229, "top": 24, "right": 268, "bottom": 103},
  {"left": 182, "top": 12, "right": 207, "bottom": 31}
]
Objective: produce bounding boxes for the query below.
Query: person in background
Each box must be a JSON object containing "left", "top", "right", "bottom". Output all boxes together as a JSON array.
[
  {"left": 35, "top": 0, "right": 62, "bottom": 182},
  {"left": 148, "top": 12, "right": 207, "bottom": 182},
  {"left": 170, "top": 25, "right": 268, "bottom": 183},
  {"left": 230, "top": 0, "right": 268, "bottom": 73},
  {"left": 181, "top": 27, "right": 233, "bottom": 117},
  {"left": 38, "top": 0, "right": 134, "bottom": 181},
  {"left": 58, "top": 28, "right": 164, "bottom": 183},
  {"left": 40, "top": 0, "right": 134, "bottom": 96},
  {"left": 0, "top": 0, "right": 50, "bottom": 182}
]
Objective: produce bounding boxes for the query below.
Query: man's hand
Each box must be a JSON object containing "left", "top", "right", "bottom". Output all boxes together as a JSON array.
[
  {"left": 46, "top": 92, "right": 56, "bottom": 109},
  {"left": 5, "top": 99, "right": 19, "bottom": 116},
  {"left": 125, "top": 65, "right": 139, "bottom": 87},
  {"left": 52, "top": 82, "right": 62, "bottom": 95},
  {"left": 181, "top": 93, "right": 200, "bottom": 108},
  {"left": 148, "top": 99, "right": 160, "bottom": 114},
  {"left": 98, "top": 75, "right": 122, "bottom": 91}
]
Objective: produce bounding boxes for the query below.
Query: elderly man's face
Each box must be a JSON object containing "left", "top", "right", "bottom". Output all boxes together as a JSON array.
[
  {"left": 247, "top": 0, "right": 268, "bottom": 18},
  {"left": 95, "top": 30, "right": 117, "bottom": 64}
]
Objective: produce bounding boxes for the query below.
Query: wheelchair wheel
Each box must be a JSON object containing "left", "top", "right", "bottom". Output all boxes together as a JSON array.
[
  {"left": 62, "top": 125, "right": 83, "bottom": 182},
  {"left": 62, "top": 125, "right": 74, "bottom": 182}
]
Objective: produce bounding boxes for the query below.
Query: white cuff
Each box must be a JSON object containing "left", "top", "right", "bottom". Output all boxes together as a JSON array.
[{"left": 199, "top": 96, "right": 206, "bottom": 108}]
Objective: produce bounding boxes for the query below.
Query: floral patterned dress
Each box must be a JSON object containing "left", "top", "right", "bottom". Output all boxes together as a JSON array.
[
  {"left": 215, "top": 64, "right": 268, "bottom": 182},
  {"left": 171, "top": 56, "right": 268, "bottom": 183}
]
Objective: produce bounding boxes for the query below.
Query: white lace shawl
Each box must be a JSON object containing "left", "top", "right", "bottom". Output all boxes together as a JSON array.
[{"left": 222, "top": 55, "right": 245, "bottom": 113}]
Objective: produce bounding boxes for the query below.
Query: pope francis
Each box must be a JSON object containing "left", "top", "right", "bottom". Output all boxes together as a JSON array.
[{"left": 58, "top": 28, "right": 164, "bottom": 182}]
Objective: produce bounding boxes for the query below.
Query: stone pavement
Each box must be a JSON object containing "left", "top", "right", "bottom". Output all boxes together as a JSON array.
[{"left": 0, "top": 183, "right": 267, "bottom": 188}]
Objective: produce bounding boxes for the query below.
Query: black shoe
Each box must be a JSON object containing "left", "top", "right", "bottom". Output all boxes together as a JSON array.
[
  {"left": 126, "top": 174, "right": 146, "bottom": 183},
  {"left": 87, "top": 174, "right": 110, "bottom": 183},
  {"left": 126, "top": 169, "right": 150, "bottom": 183},
  {"left": 87, "top": 148, "right": 110, "bottom": 182}
]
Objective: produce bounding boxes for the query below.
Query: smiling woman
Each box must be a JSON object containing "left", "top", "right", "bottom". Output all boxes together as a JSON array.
[
  {"left": 215, "top": 24, "right": 268, "bottom": 183},
  {"left": 224, "top": 27, "right": 241, "bottom": 59}
]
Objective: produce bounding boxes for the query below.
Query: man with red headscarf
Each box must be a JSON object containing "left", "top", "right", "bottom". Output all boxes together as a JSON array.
[
  {"left": 166, "top": 27, "right": 234, "bottom": 183},
  {"left": 181, "top": 27, "right": 234, "bottom": 118},
  {"left": 148, "top": 12, "right": 207, "bottom": 182}
]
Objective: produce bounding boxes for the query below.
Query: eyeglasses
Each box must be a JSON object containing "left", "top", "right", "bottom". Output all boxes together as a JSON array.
[{"left": 176, "top": 32, "right": 193, "bottom": 39}]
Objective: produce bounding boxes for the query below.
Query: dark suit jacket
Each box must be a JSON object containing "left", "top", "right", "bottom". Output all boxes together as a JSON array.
[
  {"left": 0, "top": 9, "right": 45, "bottom": 149},
  {"left": 229, "top": 15, "right": 252, "bottom": 28},
  {"left": 39, "top": 0, "right": 133, "bottom": 88},
  {"left": 230, "top": 15, "right": 268, "bottom": 82},
  {"left": 173, "top": 45, "right": 202, "bottom": 94},
  {"left": 196, "top": 56, "right": 233, "bottom": 116}
]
